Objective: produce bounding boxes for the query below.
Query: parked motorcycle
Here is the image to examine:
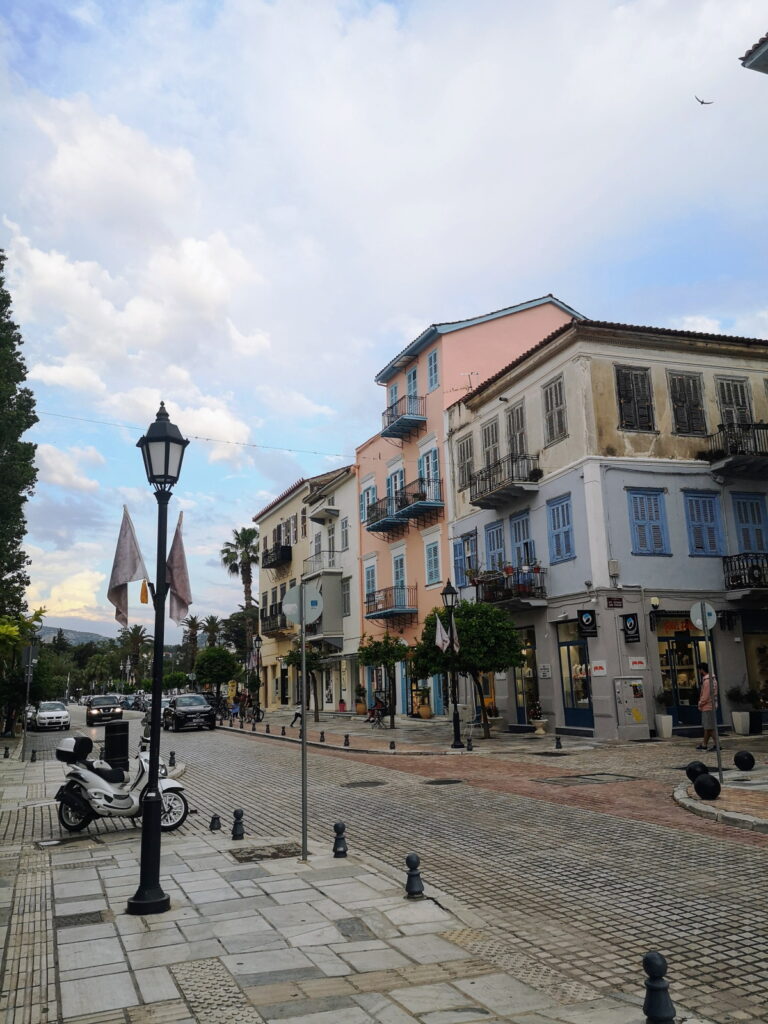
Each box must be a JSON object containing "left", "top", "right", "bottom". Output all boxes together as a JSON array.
[{"left": 54, "top": 733, "right": 188, "bottom": 833}]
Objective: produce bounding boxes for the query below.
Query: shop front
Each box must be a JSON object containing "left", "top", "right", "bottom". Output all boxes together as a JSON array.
[
  {"left": 557, "top": 620, "right": 594, "bottom": 729},
  {"left": 655, "top": 613, "right": 719, "bottom": 726},
  {"left": 511, "top": 626, "right": 539, "bottom": 724},
  {"left": 740, "top": 610, "right": 768, "bottom": 720}
]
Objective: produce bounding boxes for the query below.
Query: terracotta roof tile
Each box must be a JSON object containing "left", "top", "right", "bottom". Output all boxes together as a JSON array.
[{"left": 741, "top": 32, "right": 768, "bottom": 62}]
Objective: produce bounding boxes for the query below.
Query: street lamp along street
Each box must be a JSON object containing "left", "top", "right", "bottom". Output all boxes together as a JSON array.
[
  {"left": 441, "top": 579, "right": 465, "bottom": 750},
  {"left": 127, "top": 403, "right": 189, "bottom": 917}
]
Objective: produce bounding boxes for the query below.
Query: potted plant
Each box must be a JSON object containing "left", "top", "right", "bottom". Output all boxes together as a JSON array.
[
  {"left": 654, "top": 689, "right": 674, "bottom": 739},
  {"left": 528, "top": 697, "right": 547, "bottom": 736},
  {"left": 416, "top": 686, "right": 433, "bottom": 719},
  {"left": 338, "top": 698, "right": 347, "bottom": 713},
  {"left": 354, "top": 684, "right": 367, "bottom": 716},
  {"left": 528, "top": 467, "right": 543, "bottom": 482},
  {"left": 726, "top": 686, "right": 763, "bottom": 735}
]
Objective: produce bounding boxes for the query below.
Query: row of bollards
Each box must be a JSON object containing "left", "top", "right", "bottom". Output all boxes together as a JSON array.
[
  {"left": 685, "top": 749, "right": 757, "bottom": 801},
  {"left": 209, "top": 810, "right": 245, "bottom": 840}
]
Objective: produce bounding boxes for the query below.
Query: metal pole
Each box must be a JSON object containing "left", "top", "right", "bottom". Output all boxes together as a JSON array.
[
  {"left": 127, "top": 490, "right": 171, "bottom": 915},
  {"left": 300, "top": 581, "right": 308, "bottom": 861},
  {"left": 448, "top": 609, "right": 464, "bottom": 749},
  {"left": 700, "top": 600, "right": 722, "bottom": 784},
  {"left": 21, "top": 645, "right": 36, "bottom": 762}
]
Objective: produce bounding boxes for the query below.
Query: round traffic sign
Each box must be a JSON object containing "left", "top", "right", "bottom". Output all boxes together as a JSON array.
[
  {"left": 689, "top": 600, "right": 716, "bottom": 631},
  {"left": 283, "top": 582, "right": 323, "bottom": 625}
]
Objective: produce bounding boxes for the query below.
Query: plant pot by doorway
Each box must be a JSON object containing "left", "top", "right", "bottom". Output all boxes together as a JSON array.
[
  {"left": 530, "top": 718, "right": 548, "bottom": 736},
  {"left": 654, "top": 713, "right": 673, "bottom": 739},
  {"left": 731, "top": 711, "right": 750, "bottom": 735},
  {"left": 417, "top": 703, "right": 433, "bottom": 719},
  {"left": 355, "top": 701, "right": 366, "bottom": 715}
]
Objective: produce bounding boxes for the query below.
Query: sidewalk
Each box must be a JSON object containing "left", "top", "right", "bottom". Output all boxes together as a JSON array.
[{"left": 0, "top": 757, "right": 714, "bottom": 1024}]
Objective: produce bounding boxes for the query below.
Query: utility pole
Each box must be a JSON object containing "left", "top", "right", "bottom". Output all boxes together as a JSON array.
[{"left": 21, "top": 644, "right": 39, "bottom": 762}]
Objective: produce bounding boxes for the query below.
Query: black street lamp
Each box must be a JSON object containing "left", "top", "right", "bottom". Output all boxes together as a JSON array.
[
  {"left": 441, "top": 579, "right": 464, "bottom": 750},
  {"left": 127, "top": 402, "right": 189, "bottom": 916},
  {"left": 253, "top": 633, "right": 263, "bottom": 711}
]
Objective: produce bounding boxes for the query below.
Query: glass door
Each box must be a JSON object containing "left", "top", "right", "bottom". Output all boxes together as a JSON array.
[
  {"left": 557, "top": 621, "right": 594, "bottom": 728},
  {"left": 657, "top": 628, "right": 713, "bottom": 725},
  {"left": 511, "top": 627, "right": 538, "bottom": 724}
]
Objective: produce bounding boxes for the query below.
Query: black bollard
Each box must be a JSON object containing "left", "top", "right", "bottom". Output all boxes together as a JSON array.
[
  {"left": 265, "top": 723, "right": 270, "bottom": 734},
  {"left": 343, "top": 734, "right": 350, "bottom": 747},
  {"left": 3, "top": 747, "right": 8, "bottom": 759},
  {"left": 466, "top": 736, "right": 473, "bottom": 752},
  {"left": 555, "top": 736, "right": 562, "bottom": 750},
  {"left": 251, "top": 719, "right": 256, "bottom": 732},
  {"left": 693, "top": 772, "right": 721, "bottom": 800},
  {"left": 232, "top": 809, "right": 245, "bottom": 840},
  {"left": 298, "top": 728, "right": 303, "bottom": 739},
  {"left": 239, "top": 717, "right": 244, "bottom": 730},
  {"left": 642, "top": 951, "right": 676, "bottom": 1023},
  {"left": 685, "top": 760, "right": 708, "bottom": 783},
  {"left": 209, "top": 814, "right": 222, "bottom": 832},
  {"left": 30, "top": 749, "right": 37, "bottom": 763},
  {"left": 405, "top": 853, "right": 425, "bottom": 900},
  {"left": 319, "top": 731, "right": 325, "bottom": 743},
  {"left": 734, "top": 750, "right": 755, "bottom": 772},
  {"left": 168, "top": 750, "right": 176, "bottom": 768},
  {"left": 389, "top": 740, "right": 396, "bottom": 750},
  {"left": 281, "top": 725, "right": 286, "bottom": 737},
  {"left": 332, "top": 821, "right": 348, "bottom": 858}
]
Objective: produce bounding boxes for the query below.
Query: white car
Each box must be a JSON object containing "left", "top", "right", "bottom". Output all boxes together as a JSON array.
[{"left": 31, "top": 701, "right": 71, "bottom": 731}]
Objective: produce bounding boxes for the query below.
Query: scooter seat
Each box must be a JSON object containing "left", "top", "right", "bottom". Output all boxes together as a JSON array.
[{"left": 85, "top": 759, "right": 127, "bottom": 784}]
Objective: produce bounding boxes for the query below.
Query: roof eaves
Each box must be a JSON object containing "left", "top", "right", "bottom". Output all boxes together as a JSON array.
[
  {"left": 741, "top": 31, "right": 768, "bottom": 63},
  {"left": 252, "top": 479, "right": 307, "bottom": 523}
]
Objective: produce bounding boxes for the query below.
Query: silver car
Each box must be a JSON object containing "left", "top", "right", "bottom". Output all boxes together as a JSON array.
[{"left": 31, "top": 701, "right": 71, "bottom": 731}]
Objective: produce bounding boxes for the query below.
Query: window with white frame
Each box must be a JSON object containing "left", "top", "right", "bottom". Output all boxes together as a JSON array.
[
  {"left": 341, "top": 578, "right": 351, "bottom": 617},
  {"left": 425, "top": 540, "right": 440, "bottom": 585},
  {"left": 543, "top": 376, "right": 567, "bottom": 445},
  {"left": 300, "top": 508, "right": 307, "bottom": 537},
  {"left": 456, "top": 434, "right": 474, "bottom": 490},
  {"left": 364, "top": 563, "right": 377, "bottom": 597},
  {"left": 481, "top": 419, "right": 499, "bottom": 467},
  {"left": 506, "top": 400, "right": 527, "bottom": 455},
  {"left": 359, "top": 483, "right": 377, "bottom": 522},
  {"left": 427, "top": 350, "right": 439, "bottom": 391},
  {"left": 340, "top": 516, "right": 349, "bottom": 550}
]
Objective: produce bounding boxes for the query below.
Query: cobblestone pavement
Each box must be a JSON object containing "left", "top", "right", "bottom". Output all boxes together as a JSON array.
[{"left": 7, "top": 708, "right": 768, "bottom": 1022}]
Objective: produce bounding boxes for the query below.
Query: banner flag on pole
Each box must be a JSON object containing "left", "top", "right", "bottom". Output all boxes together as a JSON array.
[
  {"left": 107, "top": 507, "right": 149, "bottom": 627},
  {"left": 451, "top": 623, "right": 460, "bottom": 654},
  {"left": 166, "top": 512, "right": 193, "bottom": 624},
  {"left": 435, "top": 614, "right": 450, "bottom": 653}
]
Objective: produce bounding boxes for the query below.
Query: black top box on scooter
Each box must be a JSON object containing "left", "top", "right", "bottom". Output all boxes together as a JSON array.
[{"left": 56, "top": 736, "right": 93, "bottom": 764}]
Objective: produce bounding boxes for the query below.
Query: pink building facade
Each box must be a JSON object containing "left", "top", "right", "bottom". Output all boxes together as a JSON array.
[{"left": 355, "top": 295, "right": 581, "bottom": 715}]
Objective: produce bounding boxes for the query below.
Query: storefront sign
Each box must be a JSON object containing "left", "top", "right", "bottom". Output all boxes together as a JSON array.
[
  {"left": 538, "top": 663, "right": 552, "bottom": 679},
  {"left": 590, "top": 661, "right": 607, "bottom": 676},
  {"left": 628, "top": 656, "right": 647, "bottom": 671},
  {"left": 607, "top": 597, "right": 623, "bottom": 608},
  {"left": 578, "top": 609, "right": 598, "bottom": 637},
  {"left": 622, "top": 613, "right": 640, "bottom": 644}
]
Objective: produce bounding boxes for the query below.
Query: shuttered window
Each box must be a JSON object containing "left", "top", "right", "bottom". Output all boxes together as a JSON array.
[
  {"left": 510, "top": 512, "right": 535, "bottom": 566},
  {"left": 543, "top": 376, "right": 567, "bottom": 444},
  {"left": 484, "top": 520, "right": 505, "bottom": 568},
  {"left": 359, "top": 484, "right": 377, "bottom": 522},
  {"left": 406, "top": 366, "right": 418, "bottom": 397},
  {"left": 452, "top": 532, "right": 477, "bottom": 586},
  {"left": 616, "top": 366, "right": 655, "bottom": 431},
  {"left": 547, "top": 495, "right": 574, "bottom": 563},
  {"left": 425, "top": 542, "right": 440, "bottom": 584},
  {"left": 364, "top": 564, "right": 377, "bottom": 597},
  {"left": 481, "top": 419, "right": 499, "bottom": 467},
  {"left": 456, "top": 435, "right": 474, "bottom": 489},
  {"left": 340, "top": 517, "right": 349, "bottom": 551},
  {"left": 717, "top": 377, "right": 752, "bottom": 426},
  {"left": 732, "top": 493, "right": 767, "bottom": 553},
  {"left": 506, "top": 400, "right": 527, "bottom": 455},
  {"left": 427, "top": 350, "right": 439, "bottom": 391},
  {"left": 684, "top": 492, "right": 723, "bottom": 556},
  {"left": 628, "top": 489, "right": 670, "bottom": 555},
  {"left": 669, "top": 372, "right": 706, "bottom": 435}
]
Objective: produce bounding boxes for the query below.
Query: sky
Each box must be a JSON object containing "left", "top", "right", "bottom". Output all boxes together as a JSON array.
[{"left": 1, "top": 0, "right": 767, "bottom": 641}]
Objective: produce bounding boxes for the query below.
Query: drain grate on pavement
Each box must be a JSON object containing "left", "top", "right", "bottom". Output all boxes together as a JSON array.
[
  {"left": 230, "top": 842, "right": 302, "bottom": 862},
  {"left": 55, "top": 909, "right": 108, "bottom": 928},
  {"left": 342, "top": 780, "right": 387, "bottom": 788},
  {"left": 171, "top": 957, "right": 265, "bottom": 1022},
  {"left": 424, "top": 779, "right": 463, "bottom": 785},
  {"left": 539, "top": 772, "right": 637, "bottom": 787}
]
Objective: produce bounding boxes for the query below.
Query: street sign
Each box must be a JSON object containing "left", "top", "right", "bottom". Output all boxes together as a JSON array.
[
  {"left": 689, "top": 600, "right": 717, "bottom": 631},
  {"left": 283, "top": 582, "right": 323, "bottom": 625},
  {"left": 187, "top": 673, "right": 196, "bottom": 682}
]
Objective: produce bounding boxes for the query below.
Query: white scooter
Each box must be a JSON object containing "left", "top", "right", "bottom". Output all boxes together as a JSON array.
[{"left": 55, "top": 733, "right": 188, "bottom": 833}]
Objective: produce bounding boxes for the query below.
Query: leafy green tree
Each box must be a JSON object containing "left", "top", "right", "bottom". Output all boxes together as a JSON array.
[
  {"left": 194, "top": 646, "right": 237, "bottom": 704},
  {"left": 284, "top": 643, "right": 325, "bottom": 722},
  {"left": 181, "top": 615, "right": 200, "bottom": 671},
  {"left": 163, "top": 670, "right": 187, "bottom": 692},
  {"left": 201, "top": 615, "right": 223, "bottom": 647},
  {"left": 412, "top": 601, "right": 522, "bottom": 738},
  {"left": 220, "top": 527, "right": 260, "bottom": 664},
  {"left": 50, "top": 629, "right": 72, "bottom": 654},
  {"left": 357, "top": 633, "right": 409, "bottom": 729},
  {"left": 221, "top": 608, "right": 260, "bottom": 661},
  {"left": 0, "top": 608, "right": 44, "bottom": 728},
  {"left": 0, "top": 251, "right": 38, "bottom": 617}
]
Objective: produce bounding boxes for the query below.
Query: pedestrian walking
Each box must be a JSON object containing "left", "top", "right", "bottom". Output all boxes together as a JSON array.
[
  {"left": 696, "top": 662, "right": 718, "bottom": 751},
  {"left": 290, "top": 702, "right": 302, "bottom": 728}
]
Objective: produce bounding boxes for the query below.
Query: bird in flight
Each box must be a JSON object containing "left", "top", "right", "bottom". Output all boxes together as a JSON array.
[{"left": 695, "top": 95, "right": 714, "bottom": 105}]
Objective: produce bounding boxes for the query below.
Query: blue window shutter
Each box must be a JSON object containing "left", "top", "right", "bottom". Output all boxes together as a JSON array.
[
  {"left": 485, "top": 521, "right": 505, "bottom": 568},
  {"left": 453, "top": 539, "right": 466, "bottom": 587},
  {"left": 685, "top": 493, "right": 723, "bottom": 555},
  {"left": 359, "top": 490, "right": 366, "bottom": 522},
  {"left": 733, "top": 494, "right": 768, "bottom": 552},
  {"left": 548, "top": 496, "right": 574, "bottom": 563},
  {"left": 417, "top": 454, "right": 425, "bottom": 482},
  {"left": 629, "top": 489, "right": 669, "bottom": 554}
]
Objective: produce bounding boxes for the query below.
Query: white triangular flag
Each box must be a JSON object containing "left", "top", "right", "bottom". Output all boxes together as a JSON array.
[
  {"left": 435, "top": 614, "right": 450, "bottom": 653},
  {"left": 166, "top": 512, "right": 193, "bottom": 624},
  {"left": 107, "top": 507, "right": 149, "bottom": 627},
  {"left": 451, "top": 622, "right": 460, "bottom": 654}
]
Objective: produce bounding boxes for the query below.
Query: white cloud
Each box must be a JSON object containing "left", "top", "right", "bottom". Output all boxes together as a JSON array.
[
  {"left": 26, "top": 542, "right": 107, "bottom": 619},
  {"left": 29, "top": 361, "right": 107, "bottom": 394},
  {"left": 670, "top": 315, "right": 724, "bottom": 335},
  {"left": 36, "top": 444, "right": 101, "bottom": 492},
  {"left": 254, "top": 386, "right": 335, "bottom": 419}
]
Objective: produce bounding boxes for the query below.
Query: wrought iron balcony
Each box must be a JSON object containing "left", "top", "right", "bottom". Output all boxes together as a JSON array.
[
  {"left": 703, "top": 424, "right": 768, "bottom": 479},
  {"left": 723, "top": 553, "right": 768, "bottom": 591},
  {"left": 469, "top": 454, "right": 541, "bottom": 508},
  {"left": 365, "top": 496, "right": 408, "bottom": 536},
  {"left": 474, "top": 566, "right": 548, "bottom": 606},
  {"left": 381, "top": 395, "right": 427, "bottom": 439},
  {"left": 262, "top": 544, "right": 292, "bottom": 569},
  {"left": 393, "top": 477, "right": 443, "bottom": 519},
  {"left": 303, "top": 550, "right": 341, "bottom": 576},
  {"left": 261, "top": 612, "right": 292, "bottom": 635},
  {"left": 364, "top": 585, "right": 418, "bottom": 623}
]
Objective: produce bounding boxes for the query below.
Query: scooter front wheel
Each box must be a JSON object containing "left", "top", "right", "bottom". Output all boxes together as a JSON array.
[
  {"left": 57, "top": 800, "right": 94, "bottom": 832},
  {"left": 159, "top": 790, "right": 188, "bottom": 831}
]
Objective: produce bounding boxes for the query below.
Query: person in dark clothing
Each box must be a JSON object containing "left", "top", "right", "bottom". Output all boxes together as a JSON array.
[{"left": 290, "top": 702, "right": 302, "bottom": 728}]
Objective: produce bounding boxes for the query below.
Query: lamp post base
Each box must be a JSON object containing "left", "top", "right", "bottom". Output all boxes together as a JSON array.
[
  {"left": 451, "top": 706, "right": 465, "bottom": 749},
  {"left": 126, "top": 889, "right": 171, "bottom": 916},
  {"left": 126, "top": 793, "right": 170, "bottom": 916}
]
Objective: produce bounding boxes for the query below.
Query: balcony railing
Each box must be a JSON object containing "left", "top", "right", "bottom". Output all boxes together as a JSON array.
[
  {"left": 723, "top": 553, "right": 768, "bottom": 591},
  {"left": 365, "top": 496, "right": 406, "bottom": 532},
  {"left": 469, "top": 454, "right": 541, "bottom": 508},
  {"left": 262, "top": 544, "right": 292, "bottom": 569},
  {"left": 474, "top": 567, "right": 548, "bottom": 604},
  {"left": 394, "top": 477, "right": 443, "bottom": 517},
  {"left": 303, "top": 550, "right": 340, "bottom": 575},
  {"left": 704, "top": 424, "right": 768, "bottom": 478},
  {"left": 381, "top": 395, "right": 427, "bottom": 439},
  {"left": 261, "top": 612, "right": 291, "bottom": 634},
  {"left": 364, "top": 585, "right": 418, "bottom": 620}
]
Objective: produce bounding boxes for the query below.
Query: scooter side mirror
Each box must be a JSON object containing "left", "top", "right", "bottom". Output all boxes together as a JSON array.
[{"left": 143, "top": 725, "right": 151, "bottom": 740}]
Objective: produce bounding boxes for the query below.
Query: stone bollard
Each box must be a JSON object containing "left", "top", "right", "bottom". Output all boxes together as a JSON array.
[
  {"left": 319, "top": 731, "right": 325, "bottom": 743},
  {"left": 168, "top": 750, "right": 176, "bottom": 768},
  {"left": 555, "top": 736, "right": 562, "bottom": 750},
  {"left": 30, "top": 749, "right": 37, "bottom": 763},
  {"left": 239, "top": 717, "right": 244, "bottom": 730},
  {"left": 333, "top": 821, "right": 348, "bottom": 858},
  {"left": 734, "top": 750, "right": 755, "bottom": 772},
  {"left": 265, "top": 723, "right": 270, "bottom": 734},
  {"left": 232, "top": 809, "right": 245, "bottom": 840},
  {"left": 642, "top": 951, "right": 676, "bottom": 1023},
  {"left": 389, "top": 741, "right": 396, "bottom": 751},
  {"left": 209, "top": 814, "right": 222, "bottom": 832},
  {"left": 251, "top": 719, "right": 256, "bottom": 732},
  {"left": 281, "top": 726, "right": 286, "bottom": 737},
  {"left": 404, "top": 853, "right": 424, "bottom": 900},
  {"left": 229, "top": 716, "right": 233, "bottom": 729},
  {"left": 3, "top": 747, "right": 9, "bottom": 759},
  {"left": 343, "top": 734, "right": 350, "bottom": 747}
]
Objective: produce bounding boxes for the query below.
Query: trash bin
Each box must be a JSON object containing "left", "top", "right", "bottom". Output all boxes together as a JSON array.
[{"left": 103, "top": 720, "right": 130, "bottom": 771}]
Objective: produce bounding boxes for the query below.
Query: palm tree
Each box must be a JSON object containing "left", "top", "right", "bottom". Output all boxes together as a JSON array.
[
  {"left": 201, "top": 615, "right": 223, "bottom": 648},
  {"left": 182, "top": 614, "right": 200, "bottom": 670},
  {"left": 118, "top": 625, "right": 153, "bottom": 681},
  {"left": 220, "top": 526, "right": 260, "bottom": 689}
]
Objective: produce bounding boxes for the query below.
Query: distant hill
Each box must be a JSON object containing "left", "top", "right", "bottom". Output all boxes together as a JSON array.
[{"left": 39, "top": 626, "right": 113, "bottom": 646}]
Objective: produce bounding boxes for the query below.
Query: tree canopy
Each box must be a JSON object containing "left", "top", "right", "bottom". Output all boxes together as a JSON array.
[
  {"left": 0, "top": 251, "right": 38, "bottom": 616},
  {"left": 284, "top": 642, "right": 325, "bottom": 721},
  {"left": 194, "top": 646, "right": 237, "bottom": 700},
  {"left": 357, "top": 633, "right": 409, "bottom": 729}
]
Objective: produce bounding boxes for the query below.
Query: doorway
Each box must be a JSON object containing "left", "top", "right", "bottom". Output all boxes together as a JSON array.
[
  {"left": 511, "top": 627, "right": 538, "bottom": 724},
  {"left": 656, "top": 617, "right": 718, "bottom": 726},
  {"left": 557, "top": 620, "right": 594, "bottom": 728}
]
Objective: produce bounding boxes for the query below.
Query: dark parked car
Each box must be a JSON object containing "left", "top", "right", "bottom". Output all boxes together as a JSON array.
[
  {"left": 163, "top": 694, "right": 216, "bottom": 732},
  {"left": 85, "top": 695, "right": 123, "bottom": 727}
]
